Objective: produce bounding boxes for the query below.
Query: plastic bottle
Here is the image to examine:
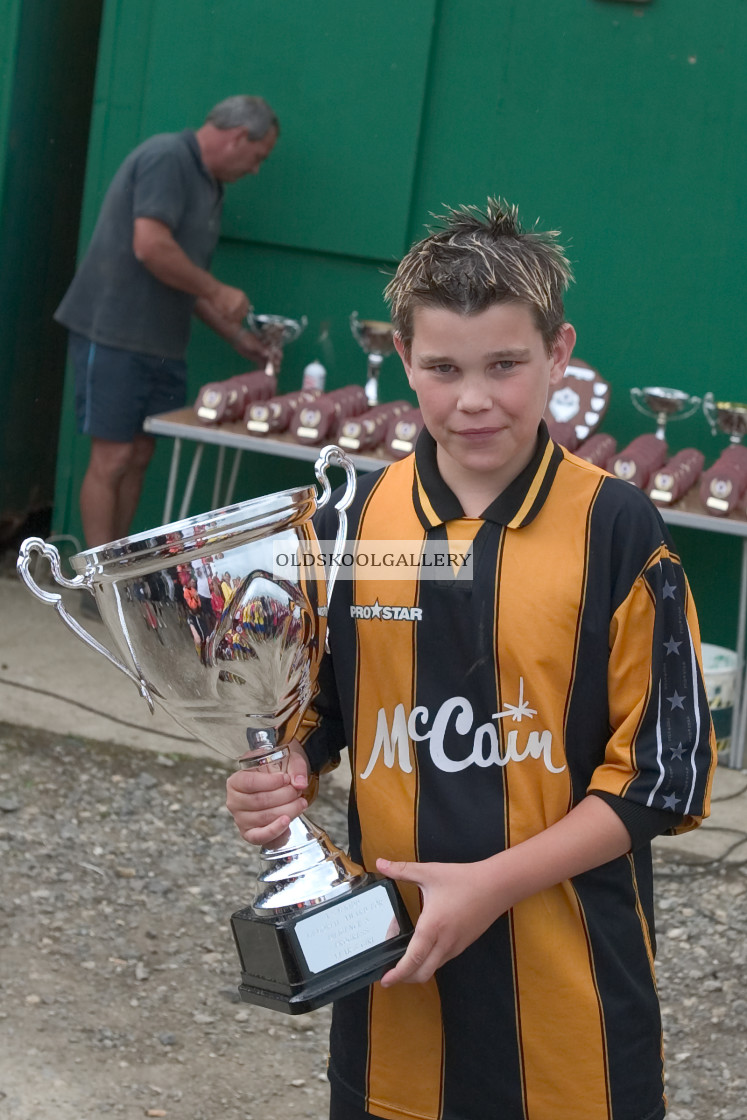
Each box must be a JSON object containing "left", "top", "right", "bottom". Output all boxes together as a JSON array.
[{"left": 302, "top": 360, "right": 326, "bottom": 392}]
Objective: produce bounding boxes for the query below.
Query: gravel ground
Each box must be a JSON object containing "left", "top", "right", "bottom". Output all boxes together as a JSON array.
[{"left": 0, "top": 721, "right": 745, "bottom": 1120}]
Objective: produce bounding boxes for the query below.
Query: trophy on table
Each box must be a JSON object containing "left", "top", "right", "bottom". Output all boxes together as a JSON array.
[
  {"left": 700, "top": 393, "right": 747, "bottom": 516},
  {"left": 630, "top": 386, "right": 701, "bottom": 441},
  {"left": 246, "top": 311, "right": 308, "bottom": 379},
  {"left": 16, "top": 446, "right": 412, "bottom": 1014},
  {"left": 350, "top": 312, "right": 396, "bottom": 406},
  {"left": 611, "top": 387, "right": 702, "bottom": 489}
]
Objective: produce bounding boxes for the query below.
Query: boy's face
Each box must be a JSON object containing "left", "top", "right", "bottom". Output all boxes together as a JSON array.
[{"left": 395, "top": 302, "right": 575, "bottom": 501}]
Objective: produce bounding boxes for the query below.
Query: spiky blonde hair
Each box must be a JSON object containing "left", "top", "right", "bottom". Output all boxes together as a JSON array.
[{"left": 384, "top": 199, "right": 573, "bottom": 353}]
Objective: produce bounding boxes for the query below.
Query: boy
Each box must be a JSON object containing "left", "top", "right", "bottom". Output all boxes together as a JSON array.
[{"left": 226, "top": 201, "right": 716, "bottom": 1120}]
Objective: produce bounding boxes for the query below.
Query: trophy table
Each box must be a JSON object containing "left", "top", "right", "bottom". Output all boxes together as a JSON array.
[{"left": 17, "top": 446, "right": 412, "bottom": 1014}]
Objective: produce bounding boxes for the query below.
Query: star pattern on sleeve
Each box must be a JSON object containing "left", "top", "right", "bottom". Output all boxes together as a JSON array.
[{"left": 640, "top": 553, "right": 711, "bottom": 815}]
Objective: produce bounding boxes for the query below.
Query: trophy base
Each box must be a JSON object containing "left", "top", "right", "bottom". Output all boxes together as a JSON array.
[{"left": 231, "top": 875, "right": 413, "bottom": 1014}]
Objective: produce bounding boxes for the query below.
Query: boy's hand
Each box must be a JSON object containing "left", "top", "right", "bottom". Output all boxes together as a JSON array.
[
  {"left": 226, "top": 740, "right": 310, "bottom": 847},
  {"left": 375, "top": 856, "right": 512, "bottom": 987}
]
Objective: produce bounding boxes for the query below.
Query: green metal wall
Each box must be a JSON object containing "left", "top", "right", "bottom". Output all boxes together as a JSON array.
[
  {"left": 50, "top": 0, "right": 747, "bottom": 645},
  {"left": 0, "top": 0, "right": 101, "bottom": 536}
]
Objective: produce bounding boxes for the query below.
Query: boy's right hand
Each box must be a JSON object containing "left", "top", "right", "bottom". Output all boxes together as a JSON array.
[{"left": 226, "top": 740, "right": 311, "bottom": 847}]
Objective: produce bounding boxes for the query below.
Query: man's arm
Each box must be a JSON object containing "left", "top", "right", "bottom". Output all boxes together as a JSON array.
[
  {"left": 378, "top": 794, "right": 632, "bottom": 987},
  {"left": 133, "top": 217, "right": 249, "bottom": 322},
  {"left": 193, "top": 297, "right": 276, "bottom": 363}
]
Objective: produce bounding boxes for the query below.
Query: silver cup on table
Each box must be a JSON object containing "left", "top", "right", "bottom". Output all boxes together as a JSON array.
[
  {"left": 246, "top": 311, "right": 308, "bottom": 378},
  {"left": 350, "top": 312, "right": 396, "bottom": 406},
  {"left": 703, "top": 393, "right": 747, "bottom": 445},
  {"left": 16, "top": 445, "right": 411, "bottom": 1014},
  {"left": 630, "top": 386, "right": 702, "bottom": 440}
]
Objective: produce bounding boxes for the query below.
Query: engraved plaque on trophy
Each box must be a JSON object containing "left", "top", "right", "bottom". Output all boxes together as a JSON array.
[
  {"left": 649, "top": 449, "right": 705, "bottom": 505},
  {"left": 384, "top": 409, "right": 425, "bottom": 460},
  {"left": 246, "top": 388, "right": 321, "bottom": 435},
  {"left": 608, "top": 434, "right": 668, "bottom": 489},
  {"left": 17, "top": 447, "right": 413, "bottom": 1014},
  {"left": 337, "top": 401, "right": 410, "bottom": 452},
  {"left": 350, "top": 313, "right": 396, "bottom": 407},
  {"left": 290, "top": 385, "right": 368, "bottom": 445},
  {"left": 195, "top": 372, "right": 276, "bottom": 424}
]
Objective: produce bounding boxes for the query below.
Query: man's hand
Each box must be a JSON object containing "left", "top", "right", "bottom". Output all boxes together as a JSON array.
[
  {"left": 226, "top": 740, "right": 311, "bottom": 847},
  {"left": 205, "top": 281, "right": 250, "bottom": 324},
  {"left": 376, "top": 857, "right": 510, "bottom": 987},
  {"left": 229, "top": 328, "right": 281, "bottom": 366}
]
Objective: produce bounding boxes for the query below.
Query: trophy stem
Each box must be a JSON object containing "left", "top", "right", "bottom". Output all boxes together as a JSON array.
[
  {"left": 240, "top": 728, "right": 369, "bottom": 916},
  {"left": 365, "top": 354, "right": 383, "bottom": 406}
]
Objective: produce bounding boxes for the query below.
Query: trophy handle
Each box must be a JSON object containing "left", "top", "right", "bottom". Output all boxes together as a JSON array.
[
  {"left": 16, "top": 537, "right": 156, "bottom": 712},
  {"left": 702, "top": 391, "right": 719, "bottom": 435},
  {"left": 629, "top": 387, "right": 651, "bottom": 419},
  {"left": 314, "top": 445, "right": 357, "bottom": 626}
]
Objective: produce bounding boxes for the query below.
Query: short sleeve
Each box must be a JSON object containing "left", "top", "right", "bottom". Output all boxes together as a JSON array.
[
  {"left": 588, "top": 539, "right": 716, "bottom": 835},
  {"left": 131, "top": 145, "right": 187, "bottom": 231}
]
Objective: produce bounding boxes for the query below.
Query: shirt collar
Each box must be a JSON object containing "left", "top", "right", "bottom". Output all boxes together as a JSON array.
[{"left": 412, "top": 420, "right": 563, "bottom": 530}]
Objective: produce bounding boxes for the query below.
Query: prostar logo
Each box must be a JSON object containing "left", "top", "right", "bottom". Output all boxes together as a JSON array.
[{"left": 350, "top": 600, "right": 423, "bottom": 621}]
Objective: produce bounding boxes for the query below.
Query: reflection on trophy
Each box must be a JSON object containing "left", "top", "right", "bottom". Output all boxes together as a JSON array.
[
  {"left": 17, "top": 446, "right": 412, "bottom": 1014},
  {"left": 350, "top": 312, "right": 395, "bottom": 406},
  {"left": 700, "top": 393, "right": 747, "bottom": 516},
  {"left": 246, "top": 311, "right": 308, "bottom": 378},
  {"left": 630, "top": 386, "right": 701, "bottom": 441}
]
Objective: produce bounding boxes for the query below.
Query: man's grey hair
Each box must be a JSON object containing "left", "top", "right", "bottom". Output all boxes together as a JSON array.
[
  {"left": 385, "top": 199, "right": 573, "bottom": 353},
  {"left": 205, "top": 96, "right": 279, "bottom": 140}
]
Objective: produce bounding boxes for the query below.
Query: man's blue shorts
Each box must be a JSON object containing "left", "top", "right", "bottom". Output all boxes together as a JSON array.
[{"left": 70, "top": 332, "right": 188, "bottom": 443}]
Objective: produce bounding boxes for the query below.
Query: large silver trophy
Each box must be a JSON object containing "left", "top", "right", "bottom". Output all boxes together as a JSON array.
[
  {"left": 246, "top": 311, "right": 308, "bottom": 379},
  {"left": 350, "top": 312, "right": 395, "bottom": 406},
  {"left": 17, "top": 446, "right": 411, "bottom": 1014},
  {"left": 630, "top": 386, "right": 701, "bottom": 440}
]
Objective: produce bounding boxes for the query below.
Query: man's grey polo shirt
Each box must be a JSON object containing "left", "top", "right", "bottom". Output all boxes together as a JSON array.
[{"left": 55, "top": 130, "right": 223, "bottom": 360}]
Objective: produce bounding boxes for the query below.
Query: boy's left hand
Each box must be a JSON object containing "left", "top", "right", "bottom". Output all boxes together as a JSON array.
[{"left": 375, "top": 856, "right": 511, "bottom": 987}]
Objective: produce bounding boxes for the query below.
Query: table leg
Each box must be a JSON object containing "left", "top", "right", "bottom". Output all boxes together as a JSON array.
[
  {"left": 213, "top": 445, "right": 226, "bottom": 510},
  {"left": 163, "top": 438, "right": 182, "bottom": 524},
  {"left": 225, "top": 450, "right": 243, "bottom": 505},
  {"left": 178, "top": 444, "right": 204, "bottom": 521},
  {"left": 729, "top": 538, "right": 747, "bottom": 769}
]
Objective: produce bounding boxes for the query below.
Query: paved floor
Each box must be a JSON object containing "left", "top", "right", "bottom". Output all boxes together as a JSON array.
[{"left": 0, "top": 572, "right": 744, "bottom": 864}]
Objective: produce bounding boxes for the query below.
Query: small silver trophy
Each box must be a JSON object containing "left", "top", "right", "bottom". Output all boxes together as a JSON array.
[
  {"left": 246, "top": 311, "right": 308, "bottom": 378},
  {"left": 350, "top": 312, "right": 395, "bottom": 406},
  {"left": 630, "top": 386, "right": 701, "bottom": 441},
  {"left": 17, "top": 446, "right": 411, "bottom": 1014},
  {"left": 703, "top": 392, "right": 747, "bottom": 444}
]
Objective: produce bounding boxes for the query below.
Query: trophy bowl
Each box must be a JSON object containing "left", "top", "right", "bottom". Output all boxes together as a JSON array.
[
  {"left": 350, "top": 312, "right": 396, "bottom": 406},
  {"left": 703, "top": 392, "right": 747, "bottom": 444},
  {"left": 17, "top": 446, "right": 412, "bottom": 1013},
  {"left": 246, "top": 311, "right": 308, "bottom": 378},
  {"left": 630, "top": 386, "right": 701, "bottom": 440}
]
